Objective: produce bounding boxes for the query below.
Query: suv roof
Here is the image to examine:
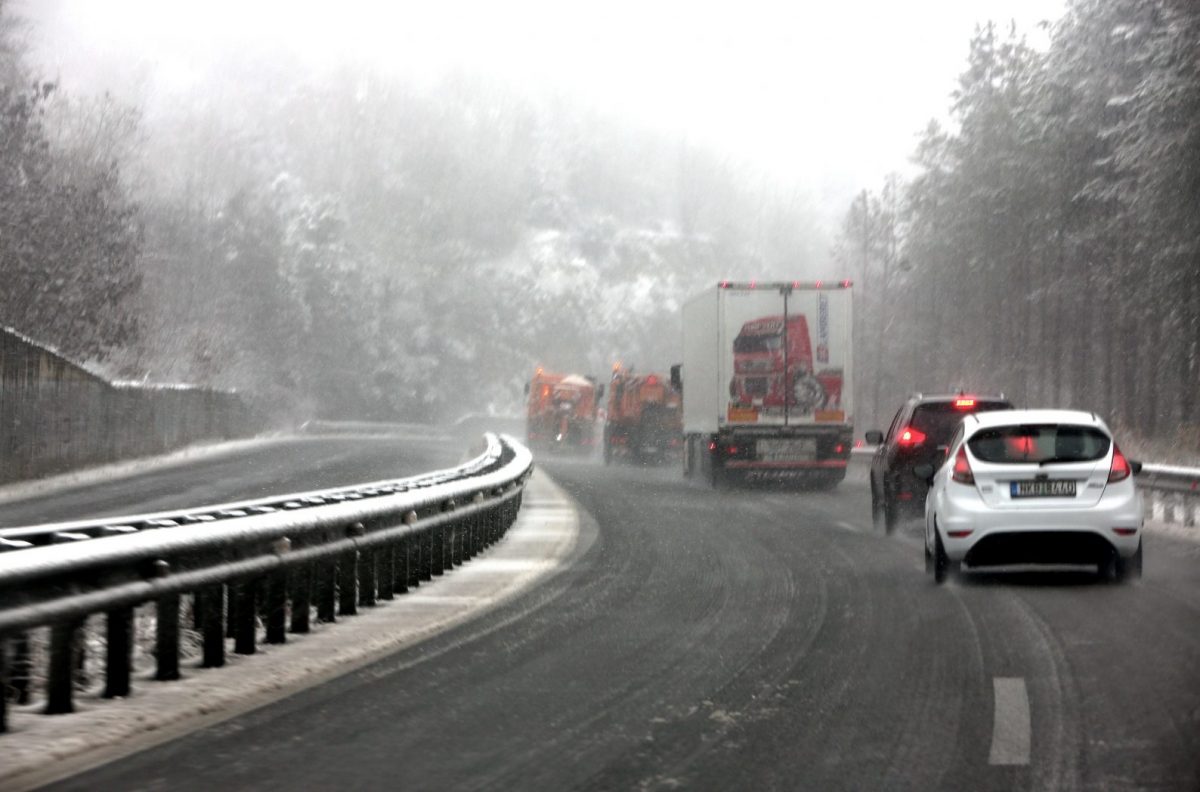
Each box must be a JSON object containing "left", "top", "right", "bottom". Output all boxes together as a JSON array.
[{"left": 908, "top": 393, "right": 1010, "bottom": 404}]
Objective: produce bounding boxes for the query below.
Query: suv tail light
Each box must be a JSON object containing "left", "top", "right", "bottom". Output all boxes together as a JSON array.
[
  {"left": 897, "top": 427, "right": 927, "bottom": 448},
  {"left": 951, "top": 446, "right": 974, "bottom": 485},
  {"left": 1108, "top": 445, "right": 1131, "bottom": 483}
]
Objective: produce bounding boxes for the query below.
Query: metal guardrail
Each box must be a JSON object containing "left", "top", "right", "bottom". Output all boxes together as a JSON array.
[
  {"left": 1138, "top": 463, "right": 1199, "bottom": 527},
  {"left": 850, "top": 445, "right": 1198, "bottom": 527},
  {"left": 0, "top": 433, "right": 533, "bottom": 733}
]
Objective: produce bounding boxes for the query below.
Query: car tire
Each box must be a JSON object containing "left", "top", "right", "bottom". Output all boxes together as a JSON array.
[
  {"left": 883, "top": 497, "right": 900, "bottom": 535},
  {"left": 933, "top": 532, "right": 955, "bottom": 585},
  {"left": 1112, "top": 541, "right": 1143, "bottom": 583}
]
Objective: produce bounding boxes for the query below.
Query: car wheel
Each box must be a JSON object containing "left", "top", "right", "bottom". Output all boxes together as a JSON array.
[
  {"left": 933, "top": 532, "right": 955, "bottom": 585},
  {"left": 1111, "top": 541, "right": 1143, "bottom": 583},
  {"left": 883, "top": 497, "right": 900, "bottom": 535},
  {"left": 871, "top": 488, "right": 886, "bottom": 533}
]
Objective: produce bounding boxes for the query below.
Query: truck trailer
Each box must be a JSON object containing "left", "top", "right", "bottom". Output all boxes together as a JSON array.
[{"left": 674, "top": 281, "right": 854, "bottom": 487}]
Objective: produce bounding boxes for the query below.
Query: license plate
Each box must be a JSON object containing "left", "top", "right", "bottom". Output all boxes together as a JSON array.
[
  {"left": 1010, "top": 480, "right": 1076, "bottom": 498},
  {"left": 757, "top": 438, "right": 816, "bottom": 462}
]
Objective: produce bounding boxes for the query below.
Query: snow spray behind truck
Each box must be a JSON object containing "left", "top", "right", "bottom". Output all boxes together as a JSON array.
[{"left": 674, "top": 281, "right": 854, "bottom": 487}]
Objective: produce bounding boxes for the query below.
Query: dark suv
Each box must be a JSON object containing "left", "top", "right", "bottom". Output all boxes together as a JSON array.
[{"left": 866, "top": 394, "right": 1013, "bottom": 533}]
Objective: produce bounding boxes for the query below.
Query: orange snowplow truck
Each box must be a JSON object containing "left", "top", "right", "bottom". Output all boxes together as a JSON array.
[
  {"left": 603, "top": 369, "right": 683, "bottom": 464},
  {"left": 524, "top": 369, "right": 602, "bottom": 452}
]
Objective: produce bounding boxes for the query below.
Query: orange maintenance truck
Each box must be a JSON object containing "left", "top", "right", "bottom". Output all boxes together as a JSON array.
[
  {"left": 603, "top": 367, "right": 683, "bottom": 464},
  {"left": 524, "top": 368, "right": 602, "bottom": 452}
]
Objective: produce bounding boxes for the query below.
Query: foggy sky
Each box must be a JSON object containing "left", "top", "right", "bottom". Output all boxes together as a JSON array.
[{"left": 23, "top": 0, "right": 1065, "bottom": 229}]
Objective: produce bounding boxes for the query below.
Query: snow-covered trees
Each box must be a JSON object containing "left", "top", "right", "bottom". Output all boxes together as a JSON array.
[
  {"left": 837, "top": 1, "right": 1200, "bottom": 448},
  {"left": 0, "top": 1, "right": 141, "bottom": 363}
]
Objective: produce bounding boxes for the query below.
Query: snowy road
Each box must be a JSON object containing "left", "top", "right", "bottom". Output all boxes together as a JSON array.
[
  {"left": 0, "top": 432, "right": 463, "bottom": 529},
  {"left": 34, "top": 454, "right": 1200, "bottom": 791}
]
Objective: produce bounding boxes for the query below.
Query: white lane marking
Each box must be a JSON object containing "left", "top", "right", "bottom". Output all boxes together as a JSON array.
[
  {"left": 989, "top": 677, "right": 1031, "bottom": 766},
  {"left": 835, "top": 520, "right": 860, "bottom": 532}
]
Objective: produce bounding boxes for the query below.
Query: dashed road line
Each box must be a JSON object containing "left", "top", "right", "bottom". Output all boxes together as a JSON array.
[{"left": 989, "top": 677, "right": 1031, "bottom": 766}]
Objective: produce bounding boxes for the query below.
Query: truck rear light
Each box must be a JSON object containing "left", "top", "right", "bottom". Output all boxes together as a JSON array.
[
  {"left": 947, "top": 529, "right": 973, "bottom": 538},
  {"left": 951, "top": 446, "right": 974, "bottom": 485},
  {"left": 1113, "top": 527, "right": 1138, "bottom": 536},
  {"left": 897, "top": 427, "right": 926, "bottom": 447},
  {"left": 1108, "top": 446, "right": 1131, "bottom": 482}
]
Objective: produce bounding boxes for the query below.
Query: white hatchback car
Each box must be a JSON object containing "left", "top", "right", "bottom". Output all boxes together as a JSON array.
[{"left": 916, "top": 409, "right": 1144, "bottom": 583}]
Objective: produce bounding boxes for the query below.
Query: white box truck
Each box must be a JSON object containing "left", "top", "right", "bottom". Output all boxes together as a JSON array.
[{"left": 672, "top": 281, "right": 854, "bottom": 487}]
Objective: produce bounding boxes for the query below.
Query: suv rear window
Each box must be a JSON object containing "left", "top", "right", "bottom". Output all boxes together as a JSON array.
[
  {"left": 968, "top": 424, "right": 1111, "bottom": 464},
  {"left": 910, "top": 401, "right": 1010, "bottom": 448}
]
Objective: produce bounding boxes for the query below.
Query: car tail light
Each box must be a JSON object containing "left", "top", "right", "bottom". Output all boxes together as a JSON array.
[
  {"left": 727, "top": 445, "right": 739, "bottom": 455},
  {"left": 708, "top": 441, "right": 718, "bottom": 452},
  {"left": 897, "top": 427, "right": 926, "bottom": 448},
  {"left": 1113, "top": 527, "right": 1138, "bottom": 536},
  {"left": 947, "top": 529, "right": 973, "bottom": 538},
  {"left": 951, "top": 446, "right": 974, "bottom": 485},
  {"left": 1108, "top": 446, "right": 1131, "bottom": 482},
  {"left": 834, "top": 443, "right": 845, "bottom": 454}
]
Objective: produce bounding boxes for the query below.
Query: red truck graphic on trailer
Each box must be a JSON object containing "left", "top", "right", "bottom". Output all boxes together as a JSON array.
[{"left": 729, "top": 314, "right": 842, "bottom": 415}]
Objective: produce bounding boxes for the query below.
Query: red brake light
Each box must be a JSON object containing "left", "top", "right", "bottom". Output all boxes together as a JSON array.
[
  {"left": 952, "top": 446, "right": 974, "bottom": 485},
  {"left": 954, "top": 398, "right": 975, "bottom": 409},
  {"left": 645, "top": 375, "right": 658, "bottom": 386},
  {"left": 1108, "top": 445, "right": 1131, "bottom": 483},
  {"left": 727, "top": 445, "right": 739, "bottom": 455},
  {"left": 897, "top": 427, "right": 927, "bottom": 447}
]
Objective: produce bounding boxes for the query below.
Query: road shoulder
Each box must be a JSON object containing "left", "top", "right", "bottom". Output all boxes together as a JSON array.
[{"left": 0, "top": 469, "right": 580, "bottom": 792}]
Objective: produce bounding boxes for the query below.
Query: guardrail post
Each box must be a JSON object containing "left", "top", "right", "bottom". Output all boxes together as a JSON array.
[
  {"left": 200, "top": 584, "right": 226, "bottom": 668},
  {"left": 47, "top": 619, "right": 83, "bottom": 714},
  {"left": 338, "top": 548, "right": 359, "bottom": 618},
  {"left": 156, "top": 594, "right": 181, "bottom": 681},
  {"left": 226, "top": 581, "right": 239, "bottom": 639},
  {"left": 104, "top": 606, "right": 134, "bottom": 698},
  {"left": 394, "top": 537, "right": 410, "bottom": 595},
  {"left": 266, "top": 569, "right": 287, "bottom": 644},
  {"left": 11, "top": 632, "right": 31, "bottom": 705},
  {"left": 419, "top": 525, "right": 432, "bottom": 582},
  {"left": 291, "top": 562, "right": 312, "bottom": 634},
  {"left": 429, "top": 525, "right": 444, "bottom": 577},
  {"left": 317, "top": 555, "right": 337, "bottom": 623},
  {"left": 359, "top": 548, "right": 377, "bottom": 608},
  {"left": 1186, "top": 497, "right": 1196, "bottom": 528},
  {"left": 234, "top": 580, "right": 258, "bottom": 655},
  {"left": 1, "top": 637, "right": 8, "bottom": 733},
  {"left": 379, "top": 543, "right": 396, "bottom": 601}
]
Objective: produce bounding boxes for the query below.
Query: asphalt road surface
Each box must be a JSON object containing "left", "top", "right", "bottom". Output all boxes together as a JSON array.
[
  {"left": 44, "top": 454, "right": 1200, "bottom": 791},
  {"left": 0, "top": 432, "right": 463, "bottom": 529}
]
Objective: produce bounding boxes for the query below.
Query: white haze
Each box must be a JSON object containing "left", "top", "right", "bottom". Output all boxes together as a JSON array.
[{"left": 25, "top": 0, "right": 1064, "bottom": 230}]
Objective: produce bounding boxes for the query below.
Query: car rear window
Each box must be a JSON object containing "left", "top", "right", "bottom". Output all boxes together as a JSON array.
[
  {"left": 967, "top": 424, "right": 1111, "bottom": 464},
  {"left": 910, "top": 401, "right": 1011, "bottom": 448}
]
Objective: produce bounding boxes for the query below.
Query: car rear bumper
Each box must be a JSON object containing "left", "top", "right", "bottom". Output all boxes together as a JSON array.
[{"left": 936, "top": 492, "right": 1143, "bottom": 563}]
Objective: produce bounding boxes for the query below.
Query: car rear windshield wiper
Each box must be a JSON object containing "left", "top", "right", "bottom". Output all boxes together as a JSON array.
[{"left": 1038, "top": 455, "right": 1088, "bottom": 466}]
